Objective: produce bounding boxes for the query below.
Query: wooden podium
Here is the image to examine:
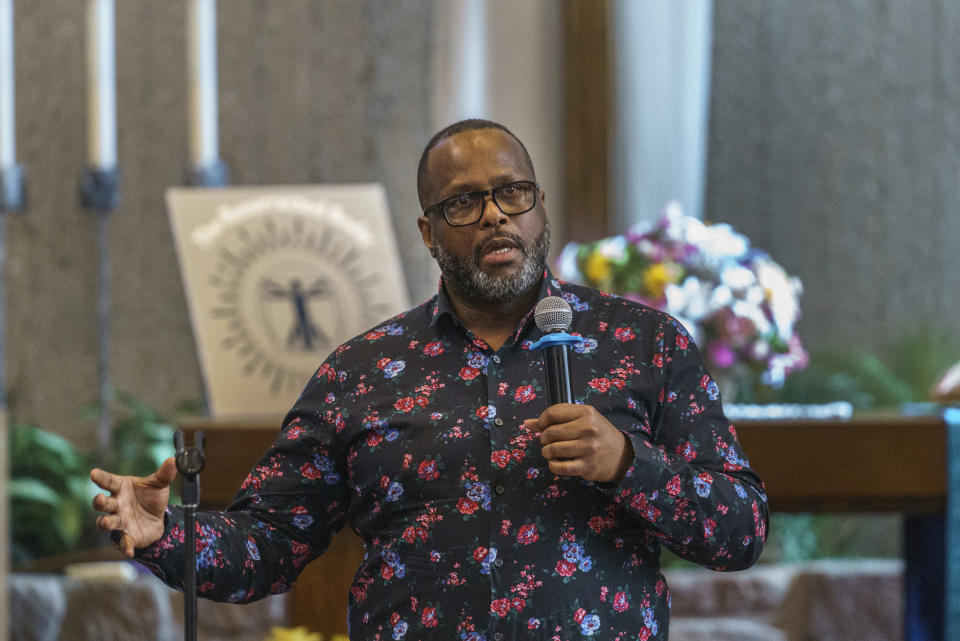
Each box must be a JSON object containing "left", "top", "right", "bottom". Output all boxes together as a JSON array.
[{"left": 181, "top": 411, "right": 952, "bottom": 635}]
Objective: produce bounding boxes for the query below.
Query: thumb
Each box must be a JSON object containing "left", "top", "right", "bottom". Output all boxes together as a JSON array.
[{"left": 153, "top": 457, "right": 178, "bottom": 486}]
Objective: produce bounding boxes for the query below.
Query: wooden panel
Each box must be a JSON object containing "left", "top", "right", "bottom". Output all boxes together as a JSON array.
[
  {"left": 736, "top": 414, "right": 947, "bottom": 513},
  {"left": 562, "top": 0, "right": 610, "bottom": 243}
]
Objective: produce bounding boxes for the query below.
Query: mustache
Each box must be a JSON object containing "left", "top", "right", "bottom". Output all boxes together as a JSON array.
[{"left": 472, "top": 231, "right": 528, "bottom": 262}]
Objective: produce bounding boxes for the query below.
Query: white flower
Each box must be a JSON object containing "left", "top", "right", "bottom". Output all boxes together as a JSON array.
[
  {"left": 597, "top": 235, "right": 628, "bottom": 261},
  {"left": 719, "top": 264, "right": 756, "bottom": 291},
  {"left": 731, "top": 300, "right": 772, "bottom": 338},
  {"left": 754, "top": 257, "right": 802, "bottom": 340},
  {"left": 700, "top": 223, "right": 749, "bottom": 264},
  {"left": 665, "top": 276, "right": 712, "bottom": 323},
  {"left": 556, "top": 243, "right": 583, "bottom": 282}
]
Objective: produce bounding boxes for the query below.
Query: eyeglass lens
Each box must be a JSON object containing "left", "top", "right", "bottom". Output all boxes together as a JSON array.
[{"left": 443, "top": 181, "right": 536, "bottom": 225}]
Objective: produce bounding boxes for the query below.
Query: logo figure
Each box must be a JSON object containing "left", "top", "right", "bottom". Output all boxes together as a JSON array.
[{"left": 260, "top": 277, "right": 331, "bottom": 351}]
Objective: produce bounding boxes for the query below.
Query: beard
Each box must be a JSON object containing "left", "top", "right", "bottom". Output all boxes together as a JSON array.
[{"left": 434, "top": 222, "right": 551, "bottom": 304}]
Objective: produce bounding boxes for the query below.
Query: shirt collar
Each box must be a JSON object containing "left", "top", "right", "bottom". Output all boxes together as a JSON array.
[{"left": 428, "top": 267, "right": 565, "bottom": 333}]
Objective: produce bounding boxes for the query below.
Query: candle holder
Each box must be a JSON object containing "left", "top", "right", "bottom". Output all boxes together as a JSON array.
[
  {"left": 184, "top": 158, "right": 229, "bottom": 187},
  {"left": 0, "top": 164, "right": 26, "bottom": 213},
  {"left": 80, "top": 166, "right": 120, "bottom": 213}
]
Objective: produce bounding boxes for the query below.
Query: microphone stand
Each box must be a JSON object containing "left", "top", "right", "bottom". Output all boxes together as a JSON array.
[{"left": 174, "top": 430, "right": 206, "bottom": 641}]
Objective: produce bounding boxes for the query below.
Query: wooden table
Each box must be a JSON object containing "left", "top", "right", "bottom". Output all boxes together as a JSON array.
[{"left": 181, "top": 411, "right": 958, "bottom": 639}]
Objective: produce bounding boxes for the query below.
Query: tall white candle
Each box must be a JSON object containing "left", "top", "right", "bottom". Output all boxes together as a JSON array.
[
  {"left": 86, "top": 0, "right": 116, "bottom": 169},
  {"left": 187, "top": 0, "right": 218, "bottom": 168},
  {"left": 0, "top": 0, "right": 15, "bottom": 170}
]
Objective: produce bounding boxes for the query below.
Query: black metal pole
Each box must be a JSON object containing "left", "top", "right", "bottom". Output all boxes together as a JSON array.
[
  {"left": 80, "top": 166, "right": 119, "bottom": 457},
  {"left": 174, "top": 430, "right": 205, "bottom": 641}
]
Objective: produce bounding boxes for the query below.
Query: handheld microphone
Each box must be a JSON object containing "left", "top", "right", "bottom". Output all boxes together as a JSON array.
[{"left": 531, "top": 296, "right": 582, "bottom": 406}]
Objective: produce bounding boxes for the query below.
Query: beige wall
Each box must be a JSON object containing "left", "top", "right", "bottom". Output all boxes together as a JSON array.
[
  {"left": 5, "top": 1, "right": 437, "bottom": 444},
  {"left": 707, "top": 0, "right": 960, "bottom": 354}
]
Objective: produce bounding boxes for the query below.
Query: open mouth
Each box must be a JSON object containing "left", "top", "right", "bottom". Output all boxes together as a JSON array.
[{"left": 479, "top": 236, "right": 522, "bottom": 259}]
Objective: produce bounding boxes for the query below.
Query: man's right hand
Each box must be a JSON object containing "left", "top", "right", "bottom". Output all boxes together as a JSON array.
[{"left": 90, "top": 457, "right": 178, "bottom": 558}]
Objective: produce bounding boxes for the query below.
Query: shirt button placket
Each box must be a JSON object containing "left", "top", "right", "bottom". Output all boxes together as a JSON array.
[{"left": 485, "top": 351, "right": 502, "bottom": 632}]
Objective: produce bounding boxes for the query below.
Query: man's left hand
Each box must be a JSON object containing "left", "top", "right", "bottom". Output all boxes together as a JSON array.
[{"left": 526, "top": 404, "right": 634, "bottom": 484}]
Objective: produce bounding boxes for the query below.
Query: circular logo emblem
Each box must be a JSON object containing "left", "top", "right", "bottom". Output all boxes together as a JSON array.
[{"left": 207, "top": 211, "right": 390, "bottom": 397}]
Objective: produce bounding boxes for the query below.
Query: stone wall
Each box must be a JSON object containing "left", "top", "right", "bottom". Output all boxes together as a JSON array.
[
  {"left": 707, "top": 0, "right": 960, "bottom": 355},
  {"left": 5, "top": 1, "right": 437, "bottom": 444}
]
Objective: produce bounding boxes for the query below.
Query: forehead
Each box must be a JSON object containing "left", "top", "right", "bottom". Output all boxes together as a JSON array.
[{"left": 424, "top": 128, "right": 532, "bottom": 199}]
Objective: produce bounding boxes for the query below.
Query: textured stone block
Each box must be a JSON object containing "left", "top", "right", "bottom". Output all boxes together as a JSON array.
[
  {"left": 9, "top": 575, "right": 67, "bottom": 641},
  {"left": 774, "top": 559, "right": 903, "bottom": 641},
  {"left": 8, "top": 573, "right": 289, "bottom": 641},
  {"left": 670, "top": 617, "right": 787, "bottom": 641},
  {"left": 665, "top": 564, "right": 794, "bottom": 618}
]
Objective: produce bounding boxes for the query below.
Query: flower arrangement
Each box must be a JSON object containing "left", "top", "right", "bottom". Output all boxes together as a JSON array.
[{"left": 557, "top": 203, "right": 808, "bottom": 400}]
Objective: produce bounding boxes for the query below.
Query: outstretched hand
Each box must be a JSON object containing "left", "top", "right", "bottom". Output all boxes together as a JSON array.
[
  {"left": 526, "top": 404, "right": 634, "bottom": 484},
  {"left": 90, "top": 457, "right": 178, "bottom": 558}
]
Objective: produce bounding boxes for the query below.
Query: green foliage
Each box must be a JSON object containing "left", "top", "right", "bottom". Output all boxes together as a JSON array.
[
  {"left": 95, "top": 390, "right": 178, "bottom": 477},
  {"left": 773, "top": 324, "right": 960, "bottom": 409},
  {"left": 775, "top": 350, "right": 913, "bottom": 409},
  {"left": 9, "top": 391, "right": 192, "bottom": 564},
  {"left": 763, "top": 513, "right": 902, "bottom": 563},
  {"left": 8, "top": 424, "right": 95, "bottom": 564}
]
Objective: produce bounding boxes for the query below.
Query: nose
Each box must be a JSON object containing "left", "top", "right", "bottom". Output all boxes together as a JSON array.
[{"left": 478, "top": 192, "right": 508, "bottom": 228}]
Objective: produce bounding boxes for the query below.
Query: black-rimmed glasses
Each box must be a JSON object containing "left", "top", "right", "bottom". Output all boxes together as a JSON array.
[{"left": 424, "top": 180, "right": 539, "bottom": 227}]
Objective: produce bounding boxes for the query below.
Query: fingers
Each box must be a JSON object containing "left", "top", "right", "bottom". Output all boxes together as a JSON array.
[
  {"left": 120, "top": 534, "right": 136, "bottom": 558},
  {"left": 541, "top": 439, "right": 592, "bottom": 462},
  {"left": 96, "top": 514, "right": 122, "bottom": 532},
  {"left": 92, "top": 493, "right": 119, "bottom": 514},
  {"left": 537, "top": 402, "right": 585, "bottom": 426},
  {"left": 152, "top": 457, "right": 178, "bottom": 486},
  {"left": 90, "top": 467, "right": 124, "bottom": 493},
  {"left": 547, "top": 458, "right": 584, "bottom": 477}
]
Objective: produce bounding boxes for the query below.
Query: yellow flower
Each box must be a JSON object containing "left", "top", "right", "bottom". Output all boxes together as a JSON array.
[
  {"left": 264, "top": 626, "right": 324, "bottom": 641},
  {"left": 584, "top": 251, "right": 612, "bottom": 284},
  {"left": 642, "top": 262, "right": 681, "bottom": 299}
]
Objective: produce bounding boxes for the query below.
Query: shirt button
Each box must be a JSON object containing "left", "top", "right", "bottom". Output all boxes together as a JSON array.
[
  {"left": 494, "top": 417, "right": 504, "bottom": 426},
  {"left": 492, "top": 355, "right": 501, "bottom": 364},
  {"left": 494, "top": 558, "right": 504, "bottom": 567},
  {"left": 494, "top": 633, "right": 504, "bottom": 641},
  {"left": 495, "top": 484, "right": 505, "bottom": 494}
]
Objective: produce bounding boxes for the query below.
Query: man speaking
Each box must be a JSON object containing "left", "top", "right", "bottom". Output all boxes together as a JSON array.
[{"left": 92, "top": 119, "right": 767, "bottom": 640}]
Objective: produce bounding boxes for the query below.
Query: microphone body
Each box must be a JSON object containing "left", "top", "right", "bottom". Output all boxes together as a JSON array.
[
  {"left": 543, "top": 336, "right": 573, "bottom": 405},
  {"left": 531, "top": 296, "right": 583, "bottom": 406}
]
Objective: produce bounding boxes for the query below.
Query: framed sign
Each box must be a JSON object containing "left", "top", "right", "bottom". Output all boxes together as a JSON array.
[{"left": 167, "top": 184, "right": 410, "bottom": 418}]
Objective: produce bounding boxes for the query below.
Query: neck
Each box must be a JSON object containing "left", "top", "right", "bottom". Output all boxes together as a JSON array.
[{"left": 444, "top": 277, "right": 542, "bottom": 351}]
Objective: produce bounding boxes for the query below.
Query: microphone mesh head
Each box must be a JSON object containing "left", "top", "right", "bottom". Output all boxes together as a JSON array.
[{"left": 535, "top": 296, "right": 573, "bottom": 332}]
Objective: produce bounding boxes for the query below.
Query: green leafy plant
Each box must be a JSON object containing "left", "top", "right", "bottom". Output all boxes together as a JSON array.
[
  {"left": 89, "top": 390, "right": 179, "bottom": 477},
  {"left": 8, "top": 423, "right": 94, "bottom": 564},
  {"left": 9, "top": 391, "right": 193, "bottom": 563},
  {"left": 773, "top": 325, "right": 960, "bottom": 409}
]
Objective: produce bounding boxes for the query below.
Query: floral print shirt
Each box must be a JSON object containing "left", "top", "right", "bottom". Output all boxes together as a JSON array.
[{"left": 138, "top": 270, "right": 768, "bottom": 641}]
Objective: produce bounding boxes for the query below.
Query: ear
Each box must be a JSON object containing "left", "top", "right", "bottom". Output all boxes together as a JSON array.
[{"left": 417, "top": 215, "right": 437, "bottom": 257}]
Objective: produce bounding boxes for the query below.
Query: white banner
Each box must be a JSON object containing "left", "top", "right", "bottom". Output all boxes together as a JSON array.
[{"left": 167, "top": 184, "right": 410, "bottom": 418}]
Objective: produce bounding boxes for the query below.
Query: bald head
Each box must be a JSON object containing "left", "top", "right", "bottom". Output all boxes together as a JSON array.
[{"left": 417, "top": 119, "right": 536, "bottom": 209}]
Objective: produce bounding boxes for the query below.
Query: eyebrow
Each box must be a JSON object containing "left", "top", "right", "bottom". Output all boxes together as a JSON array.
[{"left": 438, "top": 174, "right": 528, "bottom": 200}]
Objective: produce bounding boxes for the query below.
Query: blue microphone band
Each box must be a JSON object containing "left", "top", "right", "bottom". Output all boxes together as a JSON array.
[{"left": 529, "top": 332, "right": 584, "bottom": 351}]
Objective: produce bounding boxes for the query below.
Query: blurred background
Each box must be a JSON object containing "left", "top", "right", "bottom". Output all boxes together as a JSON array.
[{"left": 3, "top": 1, "right": 959, "bottom": 640}]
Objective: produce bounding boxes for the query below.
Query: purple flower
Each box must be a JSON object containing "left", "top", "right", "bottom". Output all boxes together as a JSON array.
[{"left": 707, "top": 341, "right": 737, "bottom": 369}]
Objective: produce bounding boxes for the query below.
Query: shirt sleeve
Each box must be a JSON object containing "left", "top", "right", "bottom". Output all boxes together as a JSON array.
[
  {"left": 601, "top": 316, "right": 769, "bottom": 571},
  {"left": 135, "top": 363, "right": 352, "bottom": 602}
]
